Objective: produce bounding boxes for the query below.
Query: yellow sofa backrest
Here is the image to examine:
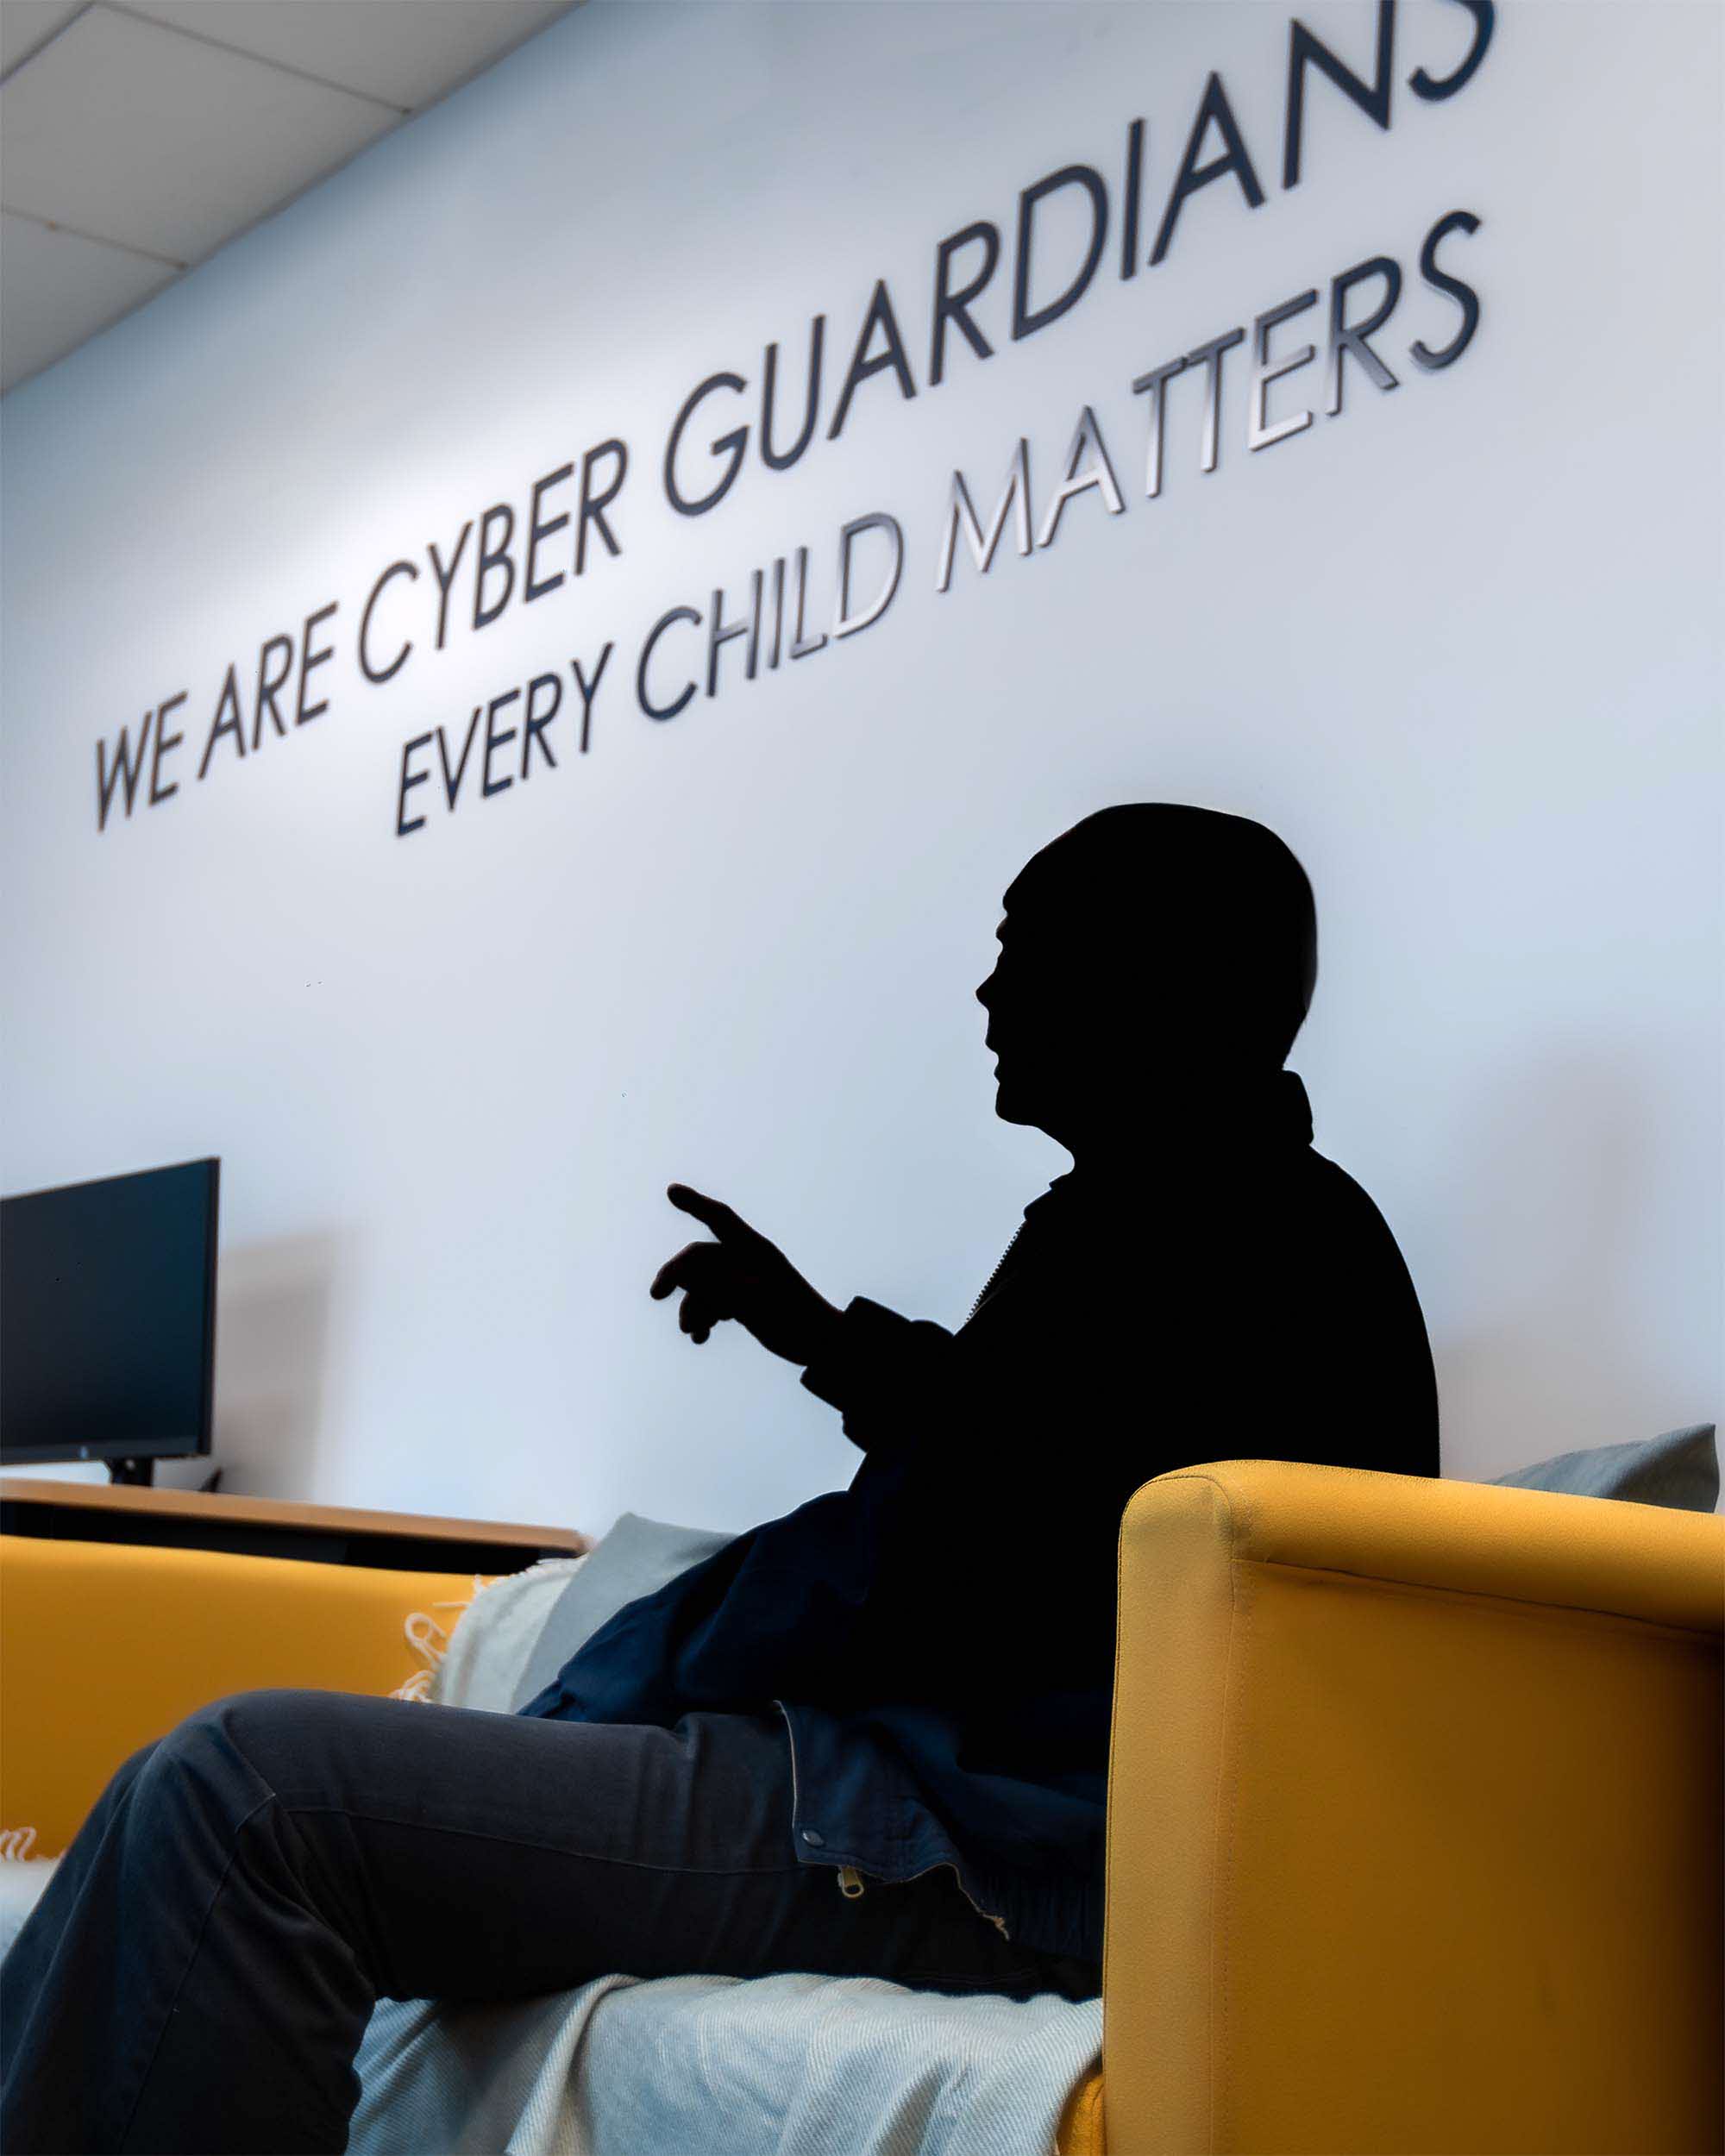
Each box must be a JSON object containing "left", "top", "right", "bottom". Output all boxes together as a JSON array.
[{"left": 0, "top": 1533, "right": 486, "bottom": 1858}]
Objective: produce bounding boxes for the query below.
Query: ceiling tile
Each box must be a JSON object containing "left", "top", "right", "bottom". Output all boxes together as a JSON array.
[
  {"left": 0, "top": 0, "right": 85, "bottom": 79},
  {"left": 122, "top": 0, "right": 579, "bottom": 111},
  {"left": 0, "top": 209, "right": 178, "bottom": 392},
  {"left": 0, "top": 3, "right": 397, "bottom": 261}
]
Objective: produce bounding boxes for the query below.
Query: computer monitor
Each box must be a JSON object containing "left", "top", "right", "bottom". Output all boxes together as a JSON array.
[{"left": 1, "top": 1157, "right": 219, "bottom": 1485}]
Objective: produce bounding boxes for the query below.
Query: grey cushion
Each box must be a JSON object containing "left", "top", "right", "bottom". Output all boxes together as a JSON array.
[
  {"left": 507, "top": 1512, "right": 737, "bottom": 1713},
  {"left": 1487, "top": 1423, "right": 1717, "bottom": 1512},
  {"left": 430, "top": 1557, "right": 593, "bottom": 1714}
]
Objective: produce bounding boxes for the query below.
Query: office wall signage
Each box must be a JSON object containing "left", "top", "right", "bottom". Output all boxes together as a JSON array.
[{"left": 86, "top": 0, "right": 1492, "bottom": 843}]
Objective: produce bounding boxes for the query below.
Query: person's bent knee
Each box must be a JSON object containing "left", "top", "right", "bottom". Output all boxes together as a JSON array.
[
  {"left": 85, "top": 1734, "right": 166, "bottom": 1821},
  {"left": 147, "top": 1687, "right": 327, "bottom": 1806},
  {"left": 114, "top": 1735, "right": 164, "bottom": 1783}
]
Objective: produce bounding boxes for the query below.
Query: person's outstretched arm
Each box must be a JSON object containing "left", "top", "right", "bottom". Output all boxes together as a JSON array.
[{"left": 649, "top": 1183, "right": 958, "bottom": 1452}]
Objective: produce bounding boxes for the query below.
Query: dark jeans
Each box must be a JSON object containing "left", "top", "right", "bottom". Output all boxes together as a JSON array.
[{"left": 0, "top": 1688, "right": 1097, "bottom": 2154}]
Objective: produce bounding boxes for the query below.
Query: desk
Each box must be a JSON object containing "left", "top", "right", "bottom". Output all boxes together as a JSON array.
[{"left": 0, "top": 1476, "right": 592, "bottom": 1574}]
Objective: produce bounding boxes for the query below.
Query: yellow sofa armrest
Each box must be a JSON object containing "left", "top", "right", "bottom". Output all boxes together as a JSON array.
[
  {"left": 1103, "top": 1459, "right": 1725, "bottom": 2156},
  {"left": 0, "top": 1534, "right": 486, "bottom": 1858}
]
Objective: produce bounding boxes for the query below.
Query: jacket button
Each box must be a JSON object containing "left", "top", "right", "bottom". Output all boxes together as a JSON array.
[{"left": 801, "top": 1828, "right": 825, "bottom": 1846}]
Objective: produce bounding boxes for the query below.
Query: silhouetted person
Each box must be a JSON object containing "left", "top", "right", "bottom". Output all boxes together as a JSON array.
[
  {"left": 1, "top": 803, "right": 1437, "bottom": 2154},
  {"left": 529, "top": 801, "right": 1439, "bottom": 1975}
]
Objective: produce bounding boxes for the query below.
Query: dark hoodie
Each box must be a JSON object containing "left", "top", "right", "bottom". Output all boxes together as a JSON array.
[
  {"left": 518, "top": 1069, "right": 1437, "bottom": 1971},
  {"left": 518, "top": 812, "right": 1440, "bottom": 1974}
]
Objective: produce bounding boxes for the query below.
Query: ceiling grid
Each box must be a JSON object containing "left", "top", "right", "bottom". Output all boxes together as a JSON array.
[{"left": 0, "top": 0, "right": 580, "bottom": 392}]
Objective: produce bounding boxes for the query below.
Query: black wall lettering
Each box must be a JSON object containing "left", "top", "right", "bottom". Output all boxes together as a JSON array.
[
  {"left": 571, "top": 643, "right": 612, "bottom": 752},
  {"left": 1151, "top": 72, "right": 1266, "bottom": 266},
  {"left": 198, "top": 666, "right": 247, "bottom": 779},
  {"left": 665, "top": 375, "right": 749, "bottom": 516},
  {"left": 930, "top": 222, "right": 1000, "bottom": 386},
  {"left": 1120, "top": 120, "right": 1145, "bottom": 279},
  {"left": 707, "top": 573, "right": 762, "bottom": 695},
  {"left": 521, "top": 673, "right": 562, "bottom": 774},
  {"left": 1036, "top": 409, "right": 1125, "bottom": 548},
  {"left": 525, "top": 465, "right": 574, "bottom": 602},
  {"left": 578, "top": 441, "right": 628, "bottom": 572},
  {"left": 96, "top": 714, "right": 154, "bottom": 830},
  {"left": 295, "top": 602, "right": 338, "bottom": 724},
  {"left": 252, "top": 636, "right": 294, "bottom": 749},
  {"left": 428, "top": 523, "right": 473, "bottom": 649},
  {"left": 1327, "top": 254, "right": 1402, "bottom": 413},
  {"left": 397, "top": 733, "right": 432, "bottom": 837},
  {"left": 474, "top": 505, "right": 517, "bottom": 630},
  {"left": 1409, "top": 0, "right": 1495, "bottom": 100},
  {"left": 147, "top": 692, "right": 186, "bottom": 804},
  {"left": 1183, "top": 325, "right": 1247, "bottom": 473},
  {"left": 827, "top": 280, "right": 917, "bottom": 441},
  {"left": 1283, "top": 0, "right": 1396, "bottom": 191},
  {"left": 762, "top": 318, "right": 825, "bottom": 471},
  {"left": 1013, "top": 166, "right": 1110, "bottom": 339},
  {"left": 481, "top": 689, "right": 520, "bottom": 795},
  {"left": 833, "top": 514, "right": 904, "bottom": 636},
  {"left": 360, "top": 561, "right": 417, "bottom": 684},
  {"left": 1409, "top": 210, "right": 1483, "bottom": 367},
  {"left": 439, "top": 710, "right": 482, "bottom": 808},
  {"left": 637, "top": 606, "right": 701, "bottom": 718}
]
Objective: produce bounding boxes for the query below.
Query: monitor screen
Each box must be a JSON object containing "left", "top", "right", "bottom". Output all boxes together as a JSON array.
[{"left": 1, "top": 1157, "right": 219, "bottom": 1466}]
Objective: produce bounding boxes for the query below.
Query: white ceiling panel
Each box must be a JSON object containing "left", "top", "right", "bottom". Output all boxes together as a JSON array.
[
  {"left": 0, "top": 208, "right": 178, "bottom": 389},
  {"left": 122, "top": 0, "right": 577, "bottom": 111},
  {"left": 0, "top": 3, "right": 397, "bottom": 260},
  {"left": 0, "top": 0, "right": 587, "bottom": 394},
  {"left": 0, "top": 0, "right": 85, "bottom": 78}
]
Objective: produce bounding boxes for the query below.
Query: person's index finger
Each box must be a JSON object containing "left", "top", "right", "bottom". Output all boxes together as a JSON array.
[{"left": 666, "top": 1183, "right": 742, "bottom": 1237}]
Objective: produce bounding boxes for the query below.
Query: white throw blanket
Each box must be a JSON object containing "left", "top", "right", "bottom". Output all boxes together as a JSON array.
[
  {"left": 2, "top": 1857, "right": 1099, "bottom": 2155},
  {"left": 349, "top": 1968, "right": 1101, "bottom": 2156}
]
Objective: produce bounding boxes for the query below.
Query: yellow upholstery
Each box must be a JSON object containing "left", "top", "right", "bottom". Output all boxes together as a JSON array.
[
  {"left": 5, "top": 1463, "right": 1722, "bottom": 2156},
  {"left": 0, "top": 1534, "right": 483, "bottom": 1859},
  {"left": 1055, "top": 2064, "right": 1105, "bottom": 2156},
  {"left": 1103, "top": 1461, "right": 1724, "bottom": 2156}
]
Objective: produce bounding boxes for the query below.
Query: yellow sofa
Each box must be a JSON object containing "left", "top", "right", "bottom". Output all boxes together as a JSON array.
[{"left": 3, "top": 1459, "right": 1721, "bottom": 2155}]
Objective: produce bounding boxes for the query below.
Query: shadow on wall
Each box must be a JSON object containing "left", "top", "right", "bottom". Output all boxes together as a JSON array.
[
  {"left": 1442, "top": 1046, "right": 1703, "bottom": 1478},
  {"left": 212, "top": 1231, "right": 343, "bottom": 1498}
]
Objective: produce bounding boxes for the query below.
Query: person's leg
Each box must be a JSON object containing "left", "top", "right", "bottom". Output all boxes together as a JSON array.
[{"left": 0, "top": 1689, "right": 1049, "bottom": 2155}]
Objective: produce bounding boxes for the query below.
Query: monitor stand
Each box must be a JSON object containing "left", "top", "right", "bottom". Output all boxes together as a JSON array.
[
  {"left": 104, "top": 1458, "right": 226, "bottom": 1492},
  {"left": 102, "top": 1457, "right": 223, "bottom": 1491}
]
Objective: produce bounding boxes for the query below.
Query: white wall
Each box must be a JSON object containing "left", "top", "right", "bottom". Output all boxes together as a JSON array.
[{"left": 3, "top": 0, "right": 1719, "bottom": 1532}]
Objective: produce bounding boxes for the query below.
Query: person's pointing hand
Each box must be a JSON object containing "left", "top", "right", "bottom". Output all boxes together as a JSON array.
[{"left": 650, "top": 1184, "right": 844, "bottom": 1366}]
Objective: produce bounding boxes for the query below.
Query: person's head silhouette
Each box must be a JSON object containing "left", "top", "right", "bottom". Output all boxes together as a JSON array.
[{"left": 974, "top": 804, "right": 1318, "bottom": 1157}]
